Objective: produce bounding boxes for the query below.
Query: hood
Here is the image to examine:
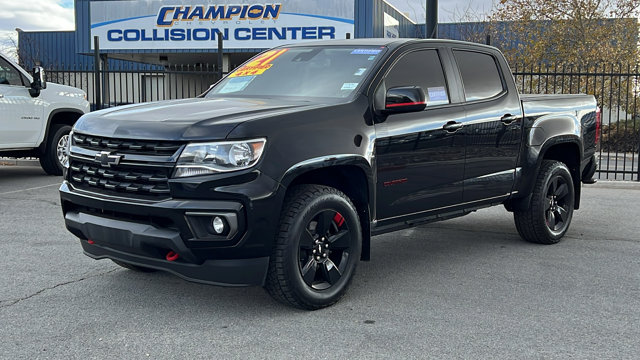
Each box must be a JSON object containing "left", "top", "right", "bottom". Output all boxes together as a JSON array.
[
  {"left": 45, "top": 82, "right": 87, "bottom": 100},
  {"left": 73, "top": 97, "right": 318, "bottom": 141}
]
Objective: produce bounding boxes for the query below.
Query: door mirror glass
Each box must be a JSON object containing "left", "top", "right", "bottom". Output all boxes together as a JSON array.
[{"left": 384, "top": 86, "right": 426, "bottom": 114}]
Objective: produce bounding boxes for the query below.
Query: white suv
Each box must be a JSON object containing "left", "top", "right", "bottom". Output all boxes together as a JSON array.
[{"left": 0, "top": 52, "right": 90, "bottom": 175}]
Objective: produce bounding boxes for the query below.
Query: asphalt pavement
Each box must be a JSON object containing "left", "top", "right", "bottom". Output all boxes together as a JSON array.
[{"left": 1, "top": 165, "right": 639, "bottom": 359}]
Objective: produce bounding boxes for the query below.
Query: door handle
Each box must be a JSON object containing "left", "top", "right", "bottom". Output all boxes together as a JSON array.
[
  {"left": 500, "top": 114, "right": 518, "bottom": 125},
  {"left": 443, "top": 121, "right": 463, "bottom": 132}
]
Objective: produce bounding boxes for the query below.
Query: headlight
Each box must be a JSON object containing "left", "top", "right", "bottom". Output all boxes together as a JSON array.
[{"left": 174, "top": 138, "right": 266, "bottom": 178}]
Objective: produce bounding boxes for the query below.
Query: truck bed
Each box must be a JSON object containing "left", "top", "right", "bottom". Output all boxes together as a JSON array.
[{"left": 520, "top": 93, "right": 597, "bottom": 117}]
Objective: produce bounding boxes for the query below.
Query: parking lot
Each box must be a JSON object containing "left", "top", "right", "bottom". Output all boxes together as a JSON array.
[{"left": 1, "top": 164, "right": 639, "bottom": 359}]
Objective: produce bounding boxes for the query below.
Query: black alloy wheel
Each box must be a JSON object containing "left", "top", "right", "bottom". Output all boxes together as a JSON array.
[
  {"left": 298, "top": 209, "right": 353, "bottom": 290},
  {"left": 265, "top": 184, "right": 362, "bottom": 310},
  {"left": 544, "top": 174, "right": 572, "bottom": 235},
  {"left": 514, "top": 160, "right": 575, "bottom": 244}
]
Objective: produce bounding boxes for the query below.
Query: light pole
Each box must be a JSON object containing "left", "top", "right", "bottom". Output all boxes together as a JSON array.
[{"left": 426, "top": 0, "right": 438, "bottom": 38}]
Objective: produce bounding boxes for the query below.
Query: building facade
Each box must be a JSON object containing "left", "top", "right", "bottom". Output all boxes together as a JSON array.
[{"left": 19, "top": 0, "right": 419, "bottom": 70}]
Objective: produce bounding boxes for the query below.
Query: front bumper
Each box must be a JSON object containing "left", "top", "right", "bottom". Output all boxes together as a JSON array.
[
  {"left": 66, "top": 211, "right": 268, "bottom": 286},
  {"left": 60, "top": 173, "right": 284, "bottom": 286}
]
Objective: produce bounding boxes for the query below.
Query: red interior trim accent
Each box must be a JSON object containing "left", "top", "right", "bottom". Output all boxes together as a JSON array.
[
  {"left": 166, "top": 251, "right": 179, "bottom": 261},
  {"left": 87, "top": 239, "right": 95, "bottom": 245},
  {"left": 386, "top": 101, "right": 426, "bottom": 108}
]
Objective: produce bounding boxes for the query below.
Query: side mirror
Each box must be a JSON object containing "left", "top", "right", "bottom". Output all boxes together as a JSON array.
[
  {"left": 384, "top": 86, "right": 426, "bottom": 114},
  {"left": 29, "top": 66, "right": 46, "bottom": 97}
]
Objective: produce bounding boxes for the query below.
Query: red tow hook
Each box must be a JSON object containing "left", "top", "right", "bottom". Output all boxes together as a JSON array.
[
  {"left": 87, "top": 239, "right": 95, "bottom": 245},
  {"left": 166, "top": 251, "right": 179, "bottom": 262}
]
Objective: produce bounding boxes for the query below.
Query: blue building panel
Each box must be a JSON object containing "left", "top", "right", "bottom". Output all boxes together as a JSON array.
[
  {"left": 355, "top": 0, "right": 417, "bottom": 39},
  {"left": 75, "top": 0, "right": 91, "bottom": 54},
  {"left": 18, "top": 31, "right": 158, "bottom": 70}
]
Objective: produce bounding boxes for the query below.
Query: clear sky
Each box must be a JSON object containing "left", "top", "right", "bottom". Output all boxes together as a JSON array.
[{"left": 0, "top": 0, "right": 495, "bottom": 59}]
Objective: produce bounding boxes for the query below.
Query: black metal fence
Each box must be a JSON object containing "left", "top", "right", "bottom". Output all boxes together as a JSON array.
[
  {"left": 44, "top": 62, "right": 640, "bottom": 181},
  {"left": 46, "top": 63, "right": 222, "bottom": 110},
  {"left": 513, "top": 64, "right": 639, "bottom": 181}
]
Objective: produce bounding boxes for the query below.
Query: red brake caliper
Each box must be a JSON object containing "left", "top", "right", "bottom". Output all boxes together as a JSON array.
[{"left": 333, "top": 212, "right": 345, "bottom": 227}]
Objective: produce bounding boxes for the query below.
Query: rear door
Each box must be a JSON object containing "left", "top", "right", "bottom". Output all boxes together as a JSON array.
[
  {"left": 453, "top": 49, "right": 523, "bottom": 203},
  {"left": 0, "top": 57, "right": 39, "bottom": 149},
  {"left": 374, "top": 47, "right": 466, "bottom": 220}
]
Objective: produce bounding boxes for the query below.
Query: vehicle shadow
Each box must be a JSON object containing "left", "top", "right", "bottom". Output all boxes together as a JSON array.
[{"left": 89, "top": 208, "right": 535, "bottom": 315}]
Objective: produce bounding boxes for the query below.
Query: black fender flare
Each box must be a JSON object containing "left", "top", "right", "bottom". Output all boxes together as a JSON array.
[
  {"left": 279, "top": 154, "right": 376, "bottom": 261},
  {"left": 509, "top": 135, "right": 583, "bottom": 211}
]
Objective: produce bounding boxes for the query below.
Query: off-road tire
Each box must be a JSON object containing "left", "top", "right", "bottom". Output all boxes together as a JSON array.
[
  {"left": 39, "top": 124, "right": 71, "bottom": 176},
  {"left": 265, "top": 184, "right": 362, "bottom": 310},
  {"left": 514, "top": 160, "right": 575, "bottom": 244}
]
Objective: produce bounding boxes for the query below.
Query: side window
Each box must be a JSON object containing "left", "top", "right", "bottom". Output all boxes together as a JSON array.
[
  {"left": 385, "top": 49, "right": 449, "bottom": 106},
  {"left": 0, "top": 58, "right": 24, "bottom": 86},
  {"left": 453, "top": 50, "right": 504, "bottom": 102}
]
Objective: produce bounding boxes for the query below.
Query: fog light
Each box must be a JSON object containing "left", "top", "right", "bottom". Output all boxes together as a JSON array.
[{"left": 212, "top": 217, "right": 225, "bottom": 234}]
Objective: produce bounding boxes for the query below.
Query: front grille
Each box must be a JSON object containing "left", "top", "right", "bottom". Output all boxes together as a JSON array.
[
  {"left": 72, "top": 133, "right": 182, "bottom": 156},
  {"left": 69, "top": 159, "right": 172, "bottom": 199},
  {"left": 68, "top": 132, "right": 182, "bottom": 200}
]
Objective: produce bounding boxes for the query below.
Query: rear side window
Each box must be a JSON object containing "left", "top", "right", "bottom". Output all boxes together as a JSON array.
[
  {"left": 0, "top": 58, "right": 24, "bottom": 86},
  {"left": 385, "top": 49, "right": 449, "bottom": 106},
  {"left": 454, "top": 50, "right": 504, "bottom": 102}
]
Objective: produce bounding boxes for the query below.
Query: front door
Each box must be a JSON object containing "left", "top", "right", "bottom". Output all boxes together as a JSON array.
[
  {"left": 375, "top": 48, "right": 466, "bottom": 220},
  {"left": 0, "top": 57, "right": 40, "bottom": 149}
]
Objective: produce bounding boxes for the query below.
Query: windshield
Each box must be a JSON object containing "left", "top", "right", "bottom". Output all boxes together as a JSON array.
[{"left": 207, "top": 46, "right": 386, "bottom": 99}]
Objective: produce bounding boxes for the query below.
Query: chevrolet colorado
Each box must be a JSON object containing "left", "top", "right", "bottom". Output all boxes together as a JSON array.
[
  {"left": 60, "top": 39, "right": 599, "bottom": 309},
  {"left": 0, "top": 53, "right": 90, "bottom": 175}
]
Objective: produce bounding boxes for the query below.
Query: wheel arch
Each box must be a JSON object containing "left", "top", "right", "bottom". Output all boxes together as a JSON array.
[
  {"left": 38, "top": 108, "right": 84, "bottom": 151},
  {"left": 508, "top": 136, "right": 583, "bottom": 211},
  {"left": 280, "top": 156, "right": 375, "bottom": 261},
  {"left": 539, "top": 139, "right": 582, "bottom": 210}
]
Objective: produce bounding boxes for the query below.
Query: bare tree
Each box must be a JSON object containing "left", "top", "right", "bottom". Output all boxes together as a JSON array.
[
  {"left": 0, "top": 31, "right": 19, "bottom": 62},
  {"left": 488, "top": 0, "right": 640, "bottom": 65}
]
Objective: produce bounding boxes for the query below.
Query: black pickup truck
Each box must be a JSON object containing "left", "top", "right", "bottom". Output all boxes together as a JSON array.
[{"left": 60, "top": 39, "right": 599, "bottom": 310}]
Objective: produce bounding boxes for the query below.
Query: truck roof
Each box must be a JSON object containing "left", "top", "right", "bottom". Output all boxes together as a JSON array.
[{"left": 285, "top": 38, "right": 498, "bottom": 52}]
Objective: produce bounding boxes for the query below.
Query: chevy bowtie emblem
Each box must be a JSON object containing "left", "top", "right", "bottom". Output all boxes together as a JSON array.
[{"left": 95, "top": 151, "right": 122, "bottom": 167}]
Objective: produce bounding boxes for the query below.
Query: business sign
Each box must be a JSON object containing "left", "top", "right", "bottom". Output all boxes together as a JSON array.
[{"left": 90, "top": 1, "right": 355, "bottom": 50}]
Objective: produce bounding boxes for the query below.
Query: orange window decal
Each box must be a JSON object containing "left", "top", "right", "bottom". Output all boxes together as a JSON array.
[{"left": 228, "top": 49, "right": 288, "bottom": 78}]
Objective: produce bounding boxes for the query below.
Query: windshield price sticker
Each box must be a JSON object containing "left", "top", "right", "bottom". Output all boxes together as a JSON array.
[
  {"left": 229, "top": 48, "right": 289, "bottom": 78},
  {"left": 218, "top": 76, "right": 256, "bottom": 93},
  {"left": 341, "top": 83, "right": 359, "bottom": 91},
  {"left": 351, "top": 49, "right": 382, "bottom": 55}
]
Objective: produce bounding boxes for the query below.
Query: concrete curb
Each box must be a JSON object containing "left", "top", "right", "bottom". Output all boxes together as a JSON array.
[
  {"left": 587, "top": 180, "right": 640, "bottom": 189},
  {"left": 0, "top": 158, "right": 40, "bottom": 167}
]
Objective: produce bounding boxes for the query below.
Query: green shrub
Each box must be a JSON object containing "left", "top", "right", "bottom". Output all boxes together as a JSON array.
[{"left": 601, "top": 119, "right": 639, "bottom": 153}]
